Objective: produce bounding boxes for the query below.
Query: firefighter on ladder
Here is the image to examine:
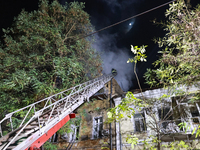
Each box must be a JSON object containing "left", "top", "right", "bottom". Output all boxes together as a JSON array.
[{"left": 111, "top": 68, "right": 117, "bottom": 76}]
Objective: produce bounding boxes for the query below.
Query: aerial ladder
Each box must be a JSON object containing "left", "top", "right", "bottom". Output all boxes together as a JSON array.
[{"left": 0, "top": 73, "right": 115, "bottom": 150}]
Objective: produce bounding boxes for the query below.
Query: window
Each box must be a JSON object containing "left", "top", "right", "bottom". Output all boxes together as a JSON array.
[
  {"left": 189, "top": 103, "right": 200, "bottom": 123},
  {"left": 134, "top": 113, "right": 146, "bottom": 132},
  {"left": 69, "top": 124, "right": 80, "bottom": 142},
  {"left": 92, "top": 117, "right": 103, "bottom": 139},
  {"left": 158, "top": 107, "right": 173, "bottom": 129}
]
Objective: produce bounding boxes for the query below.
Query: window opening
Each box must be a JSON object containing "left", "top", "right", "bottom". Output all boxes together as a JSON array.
[
  {"left": 69, "top": 124, "right": 80, "bottom": 142},
  {"left": 93, "top": 116, "right": 103, "bottom": 139},
  {"left": 179, "top": 103, "right": 191, "bottom": 119},
  {"left": 134, "top": 113, "right": 146, "bottom": 132},
  {"left": 76, "top": 126, "right": 80, "bottom": 141},
  {"left": 172, "top": 99, "right": 183, "bottom": 129},
  {"left": 158, "top": 107, "right": 173, "bottom": 129},
  {"left": 189, "top": 103, "right": 200, "bottom": 123}
]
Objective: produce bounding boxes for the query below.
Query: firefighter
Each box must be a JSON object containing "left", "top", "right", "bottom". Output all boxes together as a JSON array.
[{"left": 111, "top": 68, "right": 117, "bottom": 76}]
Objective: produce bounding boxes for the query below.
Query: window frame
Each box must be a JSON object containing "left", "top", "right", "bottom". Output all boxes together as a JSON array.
[
  {"left": 68, "top": 124, "right": 80, "bottom": 142},
  {"left": 133, "top": 112, "right": 147, "bottom": 133},
  {"left": 92, "top": 116, "right": 103, "bottom": 139}
]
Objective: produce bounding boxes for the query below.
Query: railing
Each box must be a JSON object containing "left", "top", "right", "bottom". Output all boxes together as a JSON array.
[{"left": 0, "top": 73, "right": 114, "bottom": 149}]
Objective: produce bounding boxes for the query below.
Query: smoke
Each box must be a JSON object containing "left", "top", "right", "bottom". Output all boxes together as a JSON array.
[
  {"left": 92, "top": 34, "right": 134, "bottom": 91},
  {"left": 102, "top": 0, "right": 145, "bottom": 8},
  {"left": 88, "top": 0, "right": 145, "bottom": 91},
  {"left": 59, "top": 0, "right": 145, "bottom": 91},
  {"left": 101, "top": 0, "right": 145, "bottom": 15}
]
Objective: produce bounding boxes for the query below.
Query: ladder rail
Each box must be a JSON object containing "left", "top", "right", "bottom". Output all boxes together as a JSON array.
[
  {"left": 0, "top": 74, "right": 114, "bottom": 149},
  {"left": 0, "top": 74, "right": 112, "bottom": 132},
  {"left": 0, "top": 74, "right": 105, "bottom": 124},
  {"left": 3, "top": 116, "right": 35, "bottom": 150}
]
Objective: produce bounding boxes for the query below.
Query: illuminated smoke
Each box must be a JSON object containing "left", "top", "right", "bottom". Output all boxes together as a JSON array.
[{"left": 92, "top": 34, "right": 135, "bottom": 91}]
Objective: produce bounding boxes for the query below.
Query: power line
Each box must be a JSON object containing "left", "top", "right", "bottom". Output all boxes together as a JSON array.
[
  {"left": 81, "top": 0, "right": 177, "bottom": 39},
  {"left": 0, "top": 0, "right": 176, "bottom": 70}
]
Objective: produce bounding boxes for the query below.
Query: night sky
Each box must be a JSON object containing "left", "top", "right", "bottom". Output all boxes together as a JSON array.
[{"left": 0, "top": 0, "right": 199, "bottom": 91}]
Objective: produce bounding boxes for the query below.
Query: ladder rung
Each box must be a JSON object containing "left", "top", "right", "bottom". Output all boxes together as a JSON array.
[
  {"left": 24, "top": 126, "right": 38, "bottom": 130},
  {"left": 0, "top": 140, "right": 8, "bottom": 145},
  {"left": 39, "top": 119, "right": 48, "bottom": 122},
  {"left": 0, "top": 142, "right": 7, "bottom": 150},
  {"left": 30, "top": 123, "right": 39, "bottom": 126},
  {"left": 6, "top": 145, "right": 16, "bottom": 150}
]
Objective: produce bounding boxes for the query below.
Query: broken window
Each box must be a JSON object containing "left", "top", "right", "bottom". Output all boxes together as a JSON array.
[
  {"left": 158, "top": 107, "right": 173, "bottom": 129},
  {"left": 172, "top": 95, "right": 200, "bottom": 132},
  {"left": 189, "top": 102, "right": 200, "bottom": 123},
  {"left": 134, "top": 113, "right": 146, "bottom": 132},
  {"left": 60, "top": 125, "right": 80, "bottom": 142},
  {"left": 69, "top": 124, "right": 80, "bottom": 142},
  {"left": 93, "top": 116, "right": 103, "bottom": 139}
]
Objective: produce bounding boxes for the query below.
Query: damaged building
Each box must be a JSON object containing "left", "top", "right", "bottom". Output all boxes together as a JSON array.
[
  {"left": 118, "top": 85, "right": 200, "bottom": 149},
  {"left": 50, "top": 79, "right": 200, "bottom": 150},
  {"left": 55, "top": 78, "right": 124, "bottom": 150}
]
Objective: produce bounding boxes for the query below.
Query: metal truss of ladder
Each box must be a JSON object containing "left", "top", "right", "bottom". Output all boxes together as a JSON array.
[{"left": 0, "top": 74, "right": 114, "bottom": 150}]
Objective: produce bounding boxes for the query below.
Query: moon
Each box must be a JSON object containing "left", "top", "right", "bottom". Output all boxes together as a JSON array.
[
  {"left": 124, "top": 18, "right": 135, "bottom": 33},
  {"left": 124, "top": 19, "right": 135, "bottom": 33}
]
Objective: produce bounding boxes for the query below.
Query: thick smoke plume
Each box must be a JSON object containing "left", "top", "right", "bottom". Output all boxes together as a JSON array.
[
  {"left": 88, "top": 0, "right": 146, "bottom": 91},
  {"left": 92, "top": 34, "right": 134, "bottom": 91},
  {"left": 59, "top": 0, "right": 145, "bottom": 91}
]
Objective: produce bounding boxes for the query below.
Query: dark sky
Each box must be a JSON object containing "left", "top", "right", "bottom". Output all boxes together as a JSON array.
[{"left": 0, "top": 0, "right": 199, "bottom": 91}]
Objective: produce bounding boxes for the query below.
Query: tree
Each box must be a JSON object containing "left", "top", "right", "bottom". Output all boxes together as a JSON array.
[
  {"left": 108, "top": 45, "right": 200, "bottom": 150},
  {"left": 107, "top": 1, "right": 200, "bottom": 149},
  {"left": 0, "top": 0, "right": 102, "bottom": 116},
  {"left": 144, "top": 0, "right": 200, "bottom": 88}
]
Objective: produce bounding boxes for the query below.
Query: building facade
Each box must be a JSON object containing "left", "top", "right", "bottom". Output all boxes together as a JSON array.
[
  {"left": 50, "top": 80, "right": 200, "bottom": 150},
  {"left": 116, "top": 85, "right": 200, "bottom": 149}
]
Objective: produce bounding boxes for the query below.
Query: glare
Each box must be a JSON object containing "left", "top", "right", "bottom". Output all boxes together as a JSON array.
[{"left": 129, "top": 23, "right": 132, "bottom": 26}]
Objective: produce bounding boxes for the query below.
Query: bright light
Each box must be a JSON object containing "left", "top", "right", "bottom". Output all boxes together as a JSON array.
[{"left": 129, "top": 23, "right": 132, "bottom": 26}]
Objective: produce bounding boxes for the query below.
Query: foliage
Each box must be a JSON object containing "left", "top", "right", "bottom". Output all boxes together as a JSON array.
[
  {"left": 195, "top": 125, "right": 200, "bottom": 138},
  {"left": 52, "top": 117, "right": 81, "bottom": 149},
  {"left": 181, "top": 122, "right": 200, "bottom": 138},
  {"left": 168, "top": 140, "right": 189, "bottom": 150},
  {"left": 57, "top": 107, "right": 90, "bottom": 142},
  {"left": 43, "top": 141, "right": 57, "bottom": 150},
  {"left": 0, "top": 0, "right": 102, "bottom": 116},
  {"left": 127, "top": 45, "right": 147, "bottom": 63},
  {"left": 144, "top": 0, "right": 200, "bottom": 88},
  {"left": 57, "top": 117, "right": 81, "bottom": 135},
  {"left": 107, "top": 91, "right": 147, "bottom": 123},
  {"left": 107, "top": 42, "right": 200, "bottom": 149},
  {"left": 101, "top": 141, "right": 109, "bottom": 150},
  {"left": 142, "top": 1, "right": 200, "bottom": 147},
  {"left": 126, "top": 135, "right": 138, "bottom": 149}
]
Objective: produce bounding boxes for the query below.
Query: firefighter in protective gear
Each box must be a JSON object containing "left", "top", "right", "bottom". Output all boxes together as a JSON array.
[{"left": 111, "top": 68, "right": 117, "bottom": 76}]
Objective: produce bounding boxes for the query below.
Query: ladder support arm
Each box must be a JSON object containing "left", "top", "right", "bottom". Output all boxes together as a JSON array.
[{"left": 25, "top": 113, "right": 75, "bottom": 150}]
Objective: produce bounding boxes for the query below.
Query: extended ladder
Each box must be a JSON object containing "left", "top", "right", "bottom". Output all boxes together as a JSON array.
[{"left": 0, "top": 74, "right": 114, "bottom": 150}]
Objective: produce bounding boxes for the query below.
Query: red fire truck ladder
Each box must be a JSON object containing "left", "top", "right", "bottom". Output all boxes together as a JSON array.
[{"left": 0, "top": 74, "right": 114, "bottom": 150}]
